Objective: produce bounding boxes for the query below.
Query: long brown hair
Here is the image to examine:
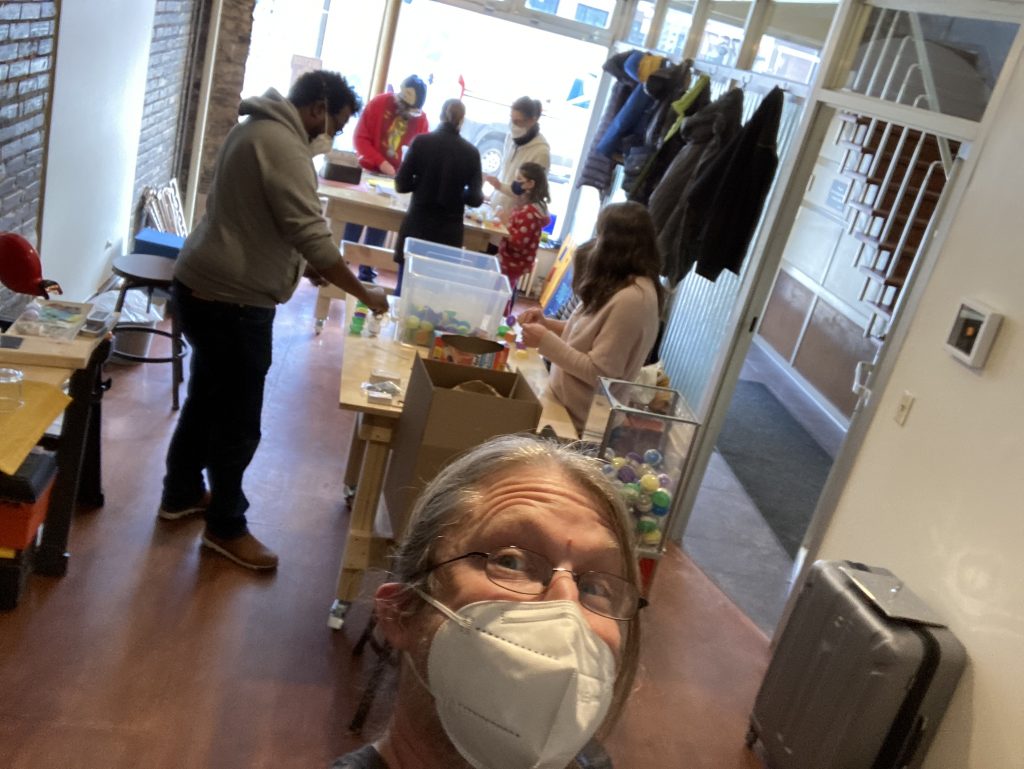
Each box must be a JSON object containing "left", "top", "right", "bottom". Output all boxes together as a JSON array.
[
  {"left": 573, "top": 201, "right": 664, "bottom": 314},
  {"left": 517, "top": 161, "right": 550, "bottom": 208}
]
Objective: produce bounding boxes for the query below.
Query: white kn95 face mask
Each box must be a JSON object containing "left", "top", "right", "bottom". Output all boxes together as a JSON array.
[
  {"left": 309, "top": 101, "right": 334, "bottom": 157},
  {"left": 410, "top": 588, "right": 617, "bottom": 769}
]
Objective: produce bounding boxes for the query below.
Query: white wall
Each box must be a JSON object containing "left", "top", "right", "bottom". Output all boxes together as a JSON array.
[
  {"left": 817, "top": 52, "right": 1024, "bottom": 769},
  {"left": 40, "top": 0, "right": 156, "bottom": 301}
]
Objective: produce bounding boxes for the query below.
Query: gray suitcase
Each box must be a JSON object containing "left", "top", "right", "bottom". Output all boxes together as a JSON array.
[{"left": 746, "top": 560, "right": 966, "bottom": 769}]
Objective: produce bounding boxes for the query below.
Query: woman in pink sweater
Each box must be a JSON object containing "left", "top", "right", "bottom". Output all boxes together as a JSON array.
[{"left": 520, "top": 202, "right": 663, "bottom": 433}]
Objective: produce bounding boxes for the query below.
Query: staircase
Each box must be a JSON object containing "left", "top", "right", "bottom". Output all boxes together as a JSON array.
[{"left": 836, "top": 113, "right": 958, "bottom": 337}]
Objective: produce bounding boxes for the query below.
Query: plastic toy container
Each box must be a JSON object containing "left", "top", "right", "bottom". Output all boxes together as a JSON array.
[
  {"left": 397, "top": 245, "right": 510, "bottom": 346},
  {"left": 582, "top": 378, "right": 699, "bottom": 593},
  {"left": 403, "top": 238, "right": 500, "bottom": 271}
]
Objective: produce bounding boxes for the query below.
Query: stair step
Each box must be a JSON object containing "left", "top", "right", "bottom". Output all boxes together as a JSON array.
[{"left": 858, "top": 264, "right": 908, "bottom": 288}]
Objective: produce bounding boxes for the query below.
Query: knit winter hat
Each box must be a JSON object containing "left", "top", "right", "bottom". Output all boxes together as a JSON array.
[{"left": 399, "top": 75, "right": 427, "bottom": 110}]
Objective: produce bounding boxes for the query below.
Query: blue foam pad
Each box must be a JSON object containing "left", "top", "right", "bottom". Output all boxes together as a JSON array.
[{"left": 134, "top": 228, "right": 185, "bottom": 259}]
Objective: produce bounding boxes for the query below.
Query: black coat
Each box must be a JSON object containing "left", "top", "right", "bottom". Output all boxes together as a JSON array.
[
  {"left": 690, "top": 87, "right": 784, "bottom": 281},
  {"left": 648, "top": 88, "right": 744, "bottom": 285},
  {"left": 394, "top": 123, "right": 484, "bottom": 261}
]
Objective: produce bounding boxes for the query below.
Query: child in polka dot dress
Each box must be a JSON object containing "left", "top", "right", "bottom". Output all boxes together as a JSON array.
[{"left": 497, "top": 162, "right": 550, "bottom": 313}]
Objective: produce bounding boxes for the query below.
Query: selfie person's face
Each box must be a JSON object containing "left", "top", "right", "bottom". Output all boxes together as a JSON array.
[{"left": 431, "top": 467, "right": 625, "bottom": 658}]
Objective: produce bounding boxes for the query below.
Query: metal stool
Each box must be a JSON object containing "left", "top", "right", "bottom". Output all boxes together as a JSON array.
[{"left": 111, "top": 254, "right": 188, "bottom": 410}]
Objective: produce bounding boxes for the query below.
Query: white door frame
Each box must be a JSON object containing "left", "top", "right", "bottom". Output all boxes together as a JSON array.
[{"left": 666, "top": 0, "right": 1024, "bottom": 626}]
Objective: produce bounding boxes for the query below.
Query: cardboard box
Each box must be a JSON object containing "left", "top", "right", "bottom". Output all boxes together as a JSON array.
[{"left": 383, "top": 357, "right": 542, "bottom": 537}]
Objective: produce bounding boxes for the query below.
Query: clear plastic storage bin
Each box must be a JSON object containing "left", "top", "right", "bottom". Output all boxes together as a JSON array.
[
  {"left": 397, "top": 246, "right": 510, "bottom": 346},
  {"left": 582, "top": 378, "right": 700, "bottom": 591},
  {"left": 403, "top": 238, "right": 500, "bottom": 271}
]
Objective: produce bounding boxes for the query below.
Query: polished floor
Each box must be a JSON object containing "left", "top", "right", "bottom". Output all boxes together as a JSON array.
[{"left": 0, "top": 282, "right": 768, "bottom": 769}]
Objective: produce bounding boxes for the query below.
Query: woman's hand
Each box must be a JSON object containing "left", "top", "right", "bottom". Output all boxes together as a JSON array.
[
  {"left": 483, "top": 174, "right": 500, "bottom": 188},
  {"left": 521, "top": 322, "right": 548, "bottom": 348},
  {"left": 379, "top": 160, "right": 396, "bottom": 177},
  {"left": 517, "top": 307, "right": 545, "bottom": 326}
]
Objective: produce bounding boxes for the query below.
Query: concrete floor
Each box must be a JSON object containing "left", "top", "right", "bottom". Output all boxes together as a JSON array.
[{"left": 681, "top": 340, "right": 847, "bottom": 635}]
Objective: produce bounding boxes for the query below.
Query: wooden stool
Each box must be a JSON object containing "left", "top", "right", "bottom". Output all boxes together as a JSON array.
[{"left": 111, "top": 254, "right": 187, "bottom": 410}]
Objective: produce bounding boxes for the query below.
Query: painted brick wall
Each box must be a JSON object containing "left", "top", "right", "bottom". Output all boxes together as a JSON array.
[
  {"left": 197, "top": 0, "right": 255, "bottom": 195},
  {"left": 0, "top": 0, "right": 58, "bottom": 240},
  {"left": 132, "top": 0, "right": 201, "bottom": 206}
]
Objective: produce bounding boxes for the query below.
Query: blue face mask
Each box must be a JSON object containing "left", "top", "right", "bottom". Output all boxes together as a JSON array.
[{"left": 511, "top": 181, "right": 525, "bottom": 196}]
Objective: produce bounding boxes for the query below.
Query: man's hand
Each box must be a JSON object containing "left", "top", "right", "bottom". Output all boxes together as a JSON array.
[
  {"left": 361, "top": 286, "right": 389, "bottom": 315},
  {"left": 379, "top": 160, "right": 396, "bottom": 177},
  {"left": 521, "top": 322, "right": 548, "bottom": 348},
  {"left": 483, "top": 174, "right": 500, "bottom": 188}
]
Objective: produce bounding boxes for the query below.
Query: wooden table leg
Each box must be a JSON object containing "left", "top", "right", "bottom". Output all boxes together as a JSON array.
[{"left": 328, "top": 412, "right": 395, "bottom": 629}]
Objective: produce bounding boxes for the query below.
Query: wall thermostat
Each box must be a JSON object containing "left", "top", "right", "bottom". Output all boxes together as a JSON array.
[{"left": 945, "top": 299, "right": 1002, "bottom": 369}]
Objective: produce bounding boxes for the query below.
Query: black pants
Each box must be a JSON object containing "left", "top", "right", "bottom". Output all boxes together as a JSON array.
[{"left": 161, "top": 280, "right": 275, "bottom": 539}]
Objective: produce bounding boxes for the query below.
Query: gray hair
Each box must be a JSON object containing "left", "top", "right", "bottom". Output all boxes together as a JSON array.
[{"left": 389, "top": 433, "right": 642, "bottom": 733}]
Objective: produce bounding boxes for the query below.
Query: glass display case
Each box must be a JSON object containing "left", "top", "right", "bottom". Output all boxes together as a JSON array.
[{"left": 582, "top": 377, "right": 699, "bottom": 593}]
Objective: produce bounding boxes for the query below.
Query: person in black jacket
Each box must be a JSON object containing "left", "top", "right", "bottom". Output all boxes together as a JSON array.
[{"left": 392, "top": 99, "right": 484, "bottom": 295}]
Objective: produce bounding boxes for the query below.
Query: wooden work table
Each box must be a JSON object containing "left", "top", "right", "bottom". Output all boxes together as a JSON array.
[
  {"left": 328, "top": 296, "right": 575, "bottom": 628},
  {"left": 0, "top": 330, "right": 110, "bottom": 575},
  {"left": 317, "top": 175, "right": 507, "bottom": 253}
]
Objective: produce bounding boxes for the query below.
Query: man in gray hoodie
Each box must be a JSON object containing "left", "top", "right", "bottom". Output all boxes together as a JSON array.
[{"left": 158, "top": 71, "right": 387, "bottom": 571}]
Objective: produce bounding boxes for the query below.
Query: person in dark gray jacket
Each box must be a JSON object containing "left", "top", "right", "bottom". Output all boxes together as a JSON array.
[
  {"left": 158, "top": 71, "right": 387, "bottom": 571},
  {"left": 392, "top": 99, "right": 484, "bottom": 294}
]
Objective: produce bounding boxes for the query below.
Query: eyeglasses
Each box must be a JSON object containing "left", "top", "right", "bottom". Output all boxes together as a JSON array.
[{"left": 415, "top": 545, "right": 647, "bottom": 621}]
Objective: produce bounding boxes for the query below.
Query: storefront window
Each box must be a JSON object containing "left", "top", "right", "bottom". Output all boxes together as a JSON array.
[
  {"left": 626, "top": 1, "right": 656, "bottom": 46},
  {"left": 522, "top": 0, "right": 617, "bottom": 30},
  {"left": 388, "top": 0, "right": 607, "bottom": 233},
  {"left": 840, "top": 7, "right": 1018, "bottom": 122},
  {"left": 696, "top": 16, "right": 745, "bottom": 68},
  {"left": 753, "top": 35, "right": 820, "bottom": 84},
  {"left": 243, "top": 0, "right": 387, "bottom": 153},
  {"left": 656, "top": 3, "right": 695, "bottom": 59}
]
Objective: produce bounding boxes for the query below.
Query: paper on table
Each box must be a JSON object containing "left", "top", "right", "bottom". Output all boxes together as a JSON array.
[{"left": 0, "top": 380, "right": 71, "bottom": 475}]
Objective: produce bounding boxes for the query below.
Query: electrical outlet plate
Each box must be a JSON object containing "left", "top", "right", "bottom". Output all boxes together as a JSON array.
[{"left": 894, "top": 391, "right": 914, "bottom": 426}]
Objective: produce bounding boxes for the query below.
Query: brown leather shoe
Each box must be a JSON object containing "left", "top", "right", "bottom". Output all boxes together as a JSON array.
[
  {"left": 201, "top": 530, "right": 279, "bottom": 571},
  {"left": 158, "top": 491, "right": 212, "bottom": 521}
]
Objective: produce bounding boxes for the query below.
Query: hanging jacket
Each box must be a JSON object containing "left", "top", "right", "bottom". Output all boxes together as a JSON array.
[
  {"left": 648, "top": 88, "right": 744, "bottom": 286},
  {"left": 576, "top": 51, "right": 637, "bottom": 196},
  {"left": 690, "top": 87, "right": 784, "bottom": 281},
  {"left": 595, "top": 52, "right": 665, "bottom": 158},
  {"left": 626, "top": 72, "right": 710, "bottom": 204}
]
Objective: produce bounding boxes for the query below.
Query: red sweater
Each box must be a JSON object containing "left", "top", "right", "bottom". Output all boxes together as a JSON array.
[
  {"left": 353, "top": 93, "right": 430, "bottom": 172},
  {"left": 498, "top": 202, "right": 549, "bottom": 285}
]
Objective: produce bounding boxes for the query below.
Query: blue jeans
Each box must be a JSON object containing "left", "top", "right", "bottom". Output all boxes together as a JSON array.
[
  {"left": 343, "top": 223, "right": 387, "bottom": 281},
  {"left": 162, "top": 280, "right": 275, "bottom": 539}
]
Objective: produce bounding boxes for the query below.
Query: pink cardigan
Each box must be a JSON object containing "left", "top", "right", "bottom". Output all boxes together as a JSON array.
[{"left": 539, "top": 277, "right": 660, "bottom": 433}]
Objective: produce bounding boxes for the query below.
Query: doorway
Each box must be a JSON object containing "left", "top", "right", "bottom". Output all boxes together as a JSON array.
[{"left": 668, "top": 4, "right": 1020, "bottom": 635}]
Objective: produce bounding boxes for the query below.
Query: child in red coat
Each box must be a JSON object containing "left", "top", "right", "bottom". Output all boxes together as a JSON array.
[{"left": 497, "top": 161, "right": 550, "bottom": 313}]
